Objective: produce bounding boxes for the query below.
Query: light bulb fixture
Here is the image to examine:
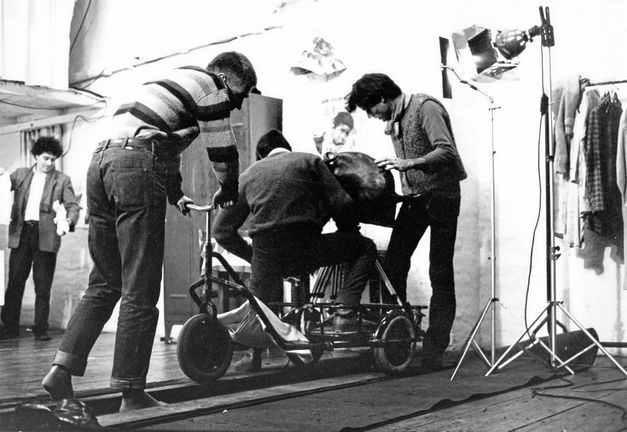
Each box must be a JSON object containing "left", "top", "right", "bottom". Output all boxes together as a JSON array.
[{"left": 451, "top": 24, "right": 541, "bottom": 81}]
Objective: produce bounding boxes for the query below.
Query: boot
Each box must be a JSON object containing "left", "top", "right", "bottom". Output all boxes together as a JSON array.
[{"left": 234, "top": 348, "right": 263, "bottom": 372}]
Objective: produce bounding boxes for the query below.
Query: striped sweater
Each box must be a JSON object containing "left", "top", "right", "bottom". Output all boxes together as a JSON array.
[{"left": 110, "top": 65, "right": 239, "bottom": 194}]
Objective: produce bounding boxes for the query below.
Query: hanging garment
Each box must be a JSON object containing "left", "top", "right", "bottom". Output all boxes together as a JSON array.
[
  {"left": 564, "top": 89, "right": 601, "bottom": 247},
  {"left": 583, "top": 93, "right": 624, "bottom": 263},
  {"left": 554, "top": 75, "right": 589, "bottom": 176}
]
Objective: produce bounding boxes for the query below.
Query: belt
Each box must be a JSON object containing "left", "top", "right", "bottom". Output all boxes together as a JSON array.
[{"left": 98, "top": 138, "right": 177, "bottom": 159}]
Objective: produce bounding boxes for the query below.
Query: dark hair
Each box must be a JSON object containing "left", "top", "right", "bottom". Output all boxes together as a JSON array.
[
  {"left": 256, "top": 129, "right": 292, "bottom": 160},
  {"left": 333, "top": 111, "right": 354, "bottom": 130},
  {"left": 207, "top": 51, "right": 258, "bottom": 90},
  {"left": 345, "top": 73, "right": 402, "bottom": 112},
  {"left": 31, "top": 136, "right": 63, "bottom": 157}
]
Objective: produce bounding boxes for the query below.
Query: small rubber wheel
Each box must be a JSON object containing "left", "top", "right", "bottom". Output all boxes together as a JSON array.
[
  {"left": 177, "top": 313, "right": 233, "bottom": 383},
  {"left": 372, "top": 313, "right": 416, "bottom": 375}
]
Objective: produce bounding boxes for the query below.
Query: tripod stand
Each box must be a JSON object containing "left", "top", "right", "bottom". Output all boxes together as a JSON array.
[
  {"left": 486, "top": 6, "right": 627, "bottom": 378},
  {"left": 444, "top": 67, "right": 503, "bottom": 380}
]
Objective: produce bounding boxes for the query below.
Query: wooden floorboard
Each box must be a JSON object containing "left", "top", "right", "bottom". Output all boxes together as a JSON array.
[
  {"left": 1, "top": 326, "right": 625, "bottom": 431},
  {"left": 371, "top": 360, "right": 627, "bottom": 432},
  {"left": 0, "top": 329, "right": 189, "bottom": 403}
]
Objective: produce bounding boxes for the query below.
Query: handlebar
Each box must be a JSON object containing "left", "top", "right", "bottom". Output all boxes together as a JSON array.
[{"left": 186, "top": 203, "right": 215, "bottom": 212}]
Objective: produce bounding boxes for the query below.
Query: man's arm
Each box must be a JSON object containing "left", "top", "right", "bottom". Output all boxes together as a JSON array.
[
  {"left": 315, "top": 158, "right": 359, "bottom": 231},
  {"left": 196, "top": 87, "right": 240, "bottom": 207},
  {"left": 376, "top": 101, "right": 458, "bottom": 172},
  {"left": 212, "top": 196, "right": 252, "bottom": 263},
  {"left": 61, "top": 175, "right": 81, "bottom": 231}
]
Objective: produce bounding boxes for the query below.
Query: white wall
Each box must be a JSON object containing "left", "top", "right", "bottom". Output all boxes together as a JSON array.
[{"left": 46, "top": 0, "right": 627, "bottom": 353}]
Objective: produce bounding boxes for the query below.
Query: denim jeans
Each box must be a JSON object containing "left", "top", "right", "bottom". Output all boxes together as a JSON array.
[
  {"left": 383, "top": 191, "right": 460, "bottom": 357},
  {"left": 250, "top": 228, "right": 377, "bottom": 308},
  {"left": 53, "top": 145, "right": 168, "bottom": 390},
  {"left": 2, "top": 222, "right": 57, "bottom": 335}
]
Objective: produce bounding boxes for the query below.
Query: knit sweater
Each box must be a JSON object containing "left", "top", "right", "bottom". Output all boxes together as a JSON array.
[
  {"left": 110, "top": 66, "right": 239, "bottom": 195},
  {"left": 387, "top": 93, "right": 466, "bottom": 196}
]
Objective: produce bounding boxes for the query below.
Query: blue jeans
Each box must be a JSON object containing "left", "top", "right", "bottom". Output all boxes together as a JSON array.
[
  {"left": 383, "top": 190, "right": 460, "bottom": 358},
  {"left": 53, "top": 145, "right": 168, "bottom": 390}
]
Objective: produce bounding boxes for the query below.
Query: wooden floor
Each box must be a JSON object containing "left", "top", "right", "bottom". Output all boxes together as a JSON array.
[{"left": 1, "top": 327, "right": 626, "bottom": 431}]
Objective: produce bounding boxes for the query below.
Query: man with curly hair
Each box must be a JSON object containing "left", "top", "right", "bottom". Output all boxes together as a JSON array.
[
  {"left": 0, "top": 136, "right": 80, "bottom": 342},
  {"left": 346, "top": 73, "right": 466, "bottom": 371}
]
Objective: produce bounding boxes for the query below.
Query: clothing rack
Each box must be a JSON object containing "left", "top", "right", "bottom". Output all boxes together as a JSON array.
[
  {"left": 586, "top": 78, "right": 627, "bottom": 350},
  {"left": 587, "top": 78, "right": 627, "bottom": 87}
]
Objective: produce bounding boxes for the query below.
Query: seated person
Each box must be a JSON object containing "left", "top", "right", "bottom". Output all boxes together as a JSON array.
[{"left": 213, "top": 129, "right": 377, "bottom": 371}]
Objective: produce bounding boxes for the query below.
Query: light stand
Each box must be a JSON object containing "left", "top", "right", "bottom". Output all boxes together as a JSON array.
[
  {"left": 444, "top": 67, "right": 503, "bottom": 380},
  {"left": 486, "top": 6, "right": 627, "bottom": 377}
]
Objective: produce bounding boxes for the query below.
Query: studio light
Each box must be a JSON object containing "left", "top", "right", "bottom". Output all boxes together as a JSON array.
[{"left": 451, "top": 24, "right": 542, "bottom": 81}]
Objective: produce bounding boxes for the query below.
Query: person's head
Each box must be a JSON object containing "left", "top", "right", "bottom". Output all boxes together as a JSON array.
[
  {"left": 256, "top": 129, "right": 292, "bottom": 160},
  {"left": 345, "top": 73, "right": 402, "bottom": 122},
  {"left": 331, "top": 112, "right": 354, "bottom": 146},
  {"left": 31, "top": 136, "right": 63, "bottom": 174},
  {"left": 207, "top": 51, "right": 258, "bottom": 110}
]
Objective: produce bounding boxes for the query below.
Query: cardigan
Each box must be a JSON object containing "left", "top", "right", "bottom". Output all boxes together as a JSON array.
[{"left": 387, "top": 93, "right": 466, "bottom": 196}]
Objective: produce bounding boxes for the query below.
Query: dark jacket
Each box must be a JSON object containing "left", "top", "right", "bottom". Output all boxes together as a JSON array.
[
  {"left": 212, "top": 151, "right": 358, "bottom": 262},
  {"left": 9, "top": 167, "right": 81, "bottom": 253}
]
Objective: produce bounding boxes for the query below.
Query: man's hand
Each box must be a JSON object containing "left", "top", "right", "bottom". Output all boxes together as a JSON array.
[
  {"left": 212, "top": 187, "right": 238, "bottom": 209},
  {"left": 176, "top": 195, "right": 194, "bottom": 216},
  {"left": 375, "top": 157, "right": 414, "bottom": 172}
]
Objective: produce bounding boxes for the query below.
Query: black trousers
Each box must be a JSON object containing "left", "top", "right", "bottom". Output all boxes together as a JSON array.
[
  {"left": 383, "top": 191, "right": 460, "bottom": 357},
  {"left": 2, "top": 222, "right": 57, "bottom": 335},
  {"left": 250, "top": 227, "right": 377, "bottom": 308}
]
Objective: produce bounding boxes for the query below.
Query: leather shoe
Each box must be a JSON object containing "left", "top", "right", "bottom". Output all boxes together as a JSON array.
[
  {"left": 35, "top": 332, "right": 52, "bottom": 341},
  {"left": 234, "top": 348, "right": 262, "bottom": 372},
  {"left": 333, "top": 312, "right": 377, "bottom": 334},
  {"left": 15, "top": 398, "right": 104, "bottom": 430},
  {"left": 53, "top": 398, "right": 104, "bottom": 429},
  {"left": 0, "top": 327, "right": 19, "bottom": 340}
]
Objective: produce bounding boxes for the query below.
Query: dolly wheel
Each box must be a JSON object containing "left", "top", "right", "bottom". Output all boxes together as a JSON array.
[
  {"left": 373, "top": 314, "right": 416, "bottom": 375},
  {"left": 177, "top": 313, "right": 233, "bottom": 383}
]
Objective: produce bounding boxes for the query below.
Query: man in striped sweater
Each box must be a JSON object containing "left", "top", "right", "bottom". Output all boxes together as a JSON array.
[{"left": 43, "top": 52, "right": 257, "bottom": 411}]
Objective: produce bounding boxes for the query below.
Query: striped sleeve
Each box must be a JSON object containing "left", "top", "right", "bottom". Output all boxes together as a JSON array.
[{"left": 185, "top": 68, "right": 240, "bottom": 189}]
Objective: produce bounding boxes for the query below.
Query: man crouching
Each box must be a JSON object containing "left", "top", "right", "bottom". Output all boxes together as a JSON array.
[{"left": 212, "top": 129, "right": 377, "bottom": 371}]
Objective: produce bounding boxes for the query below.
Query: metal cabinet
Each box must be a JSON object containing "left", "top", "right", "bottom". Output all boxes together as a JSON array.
[{"left": 163, "top": 94, "right": 282, "bottom": 341}]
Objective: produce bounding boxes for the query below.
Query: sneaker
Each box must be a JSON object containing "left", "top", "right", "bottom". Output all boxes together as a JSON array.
[{"left": 233, "top": 348, "right": 262, "bottom": 372}]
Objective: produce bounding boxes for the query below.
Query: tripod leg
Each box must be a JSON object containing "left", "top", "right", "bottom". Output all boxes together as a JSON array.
[
  {"left": 450, "top": 298, "right": 494, "bottom": 380},
  {"left": 472, "top": 340, "right": 491, "bottom": 365},
  {"left": 557, "top": 304, "right": 627, "bottom": 376},
  {"left": 486, "top": 303, "right": 551, "bottom": 376}
]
